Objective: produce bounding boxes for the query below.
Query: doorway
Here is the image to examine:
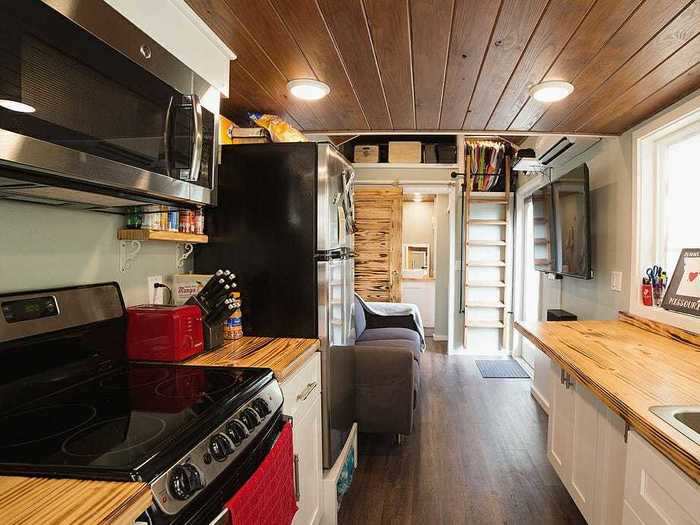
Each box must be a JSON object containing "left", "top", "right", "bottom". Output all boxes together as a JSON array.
[{"left": 401, "top": 192, "right": 438, "bottom": 331}]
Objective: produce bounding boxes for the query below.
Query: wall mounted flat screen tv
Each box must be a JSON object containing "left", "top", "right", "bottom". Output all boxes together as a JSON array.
[{"left": 532, "top": 164, "right": 592, "bottom": 279}]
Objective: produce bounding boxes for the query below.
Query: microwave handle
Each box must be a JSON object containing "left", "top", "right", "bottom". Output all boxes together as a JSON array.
[
  {"left": 190, "top": 94, "right": 204, "bottom": 182},
  {"left": 163, "top": 95, "right": 175, "bottom": 176}
]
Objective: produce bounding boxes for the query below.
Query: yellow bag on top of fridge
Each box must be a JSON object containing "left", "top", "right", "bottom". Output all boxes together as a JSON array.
[{"left": 249, "top": 112, "right": 307, "bottom": 143}]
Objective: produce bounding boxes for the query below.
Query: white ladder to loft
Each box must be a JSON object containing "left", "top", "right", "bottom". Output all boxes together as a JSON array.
[{"left": 463, "top": 152, "right": 513, "bottom": 353}]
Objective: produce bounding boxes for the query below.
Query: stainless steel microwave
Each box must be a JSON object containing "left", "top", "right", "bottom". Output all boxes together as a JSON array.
[{"left": 0, "top": 0, "right": 219, "bottom": 209}]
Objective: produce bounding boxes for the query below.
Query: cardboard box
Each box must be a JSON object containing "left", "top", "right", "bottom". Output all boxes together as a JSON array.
[
  {"left": 388, "top": 141, "right": 421, "bottom": 163},
  {"left": 354, "top": 145, "right": 379, "bottom": 163},
  {"left": 171, "top": 274, "right": 212, "bottom": 304}
]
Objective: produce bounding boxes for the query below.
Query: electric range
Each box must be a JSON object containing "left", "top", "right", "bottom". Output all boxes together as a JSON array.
[{"left": 0, "top": 283, "right": 285, "bottom": 524}]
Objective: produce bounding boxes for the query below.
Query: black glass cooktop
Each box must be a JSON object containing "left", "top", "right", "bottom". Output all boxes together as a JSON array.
[{"left": 0, "top": 363, "right": 272, "bottom": 482}]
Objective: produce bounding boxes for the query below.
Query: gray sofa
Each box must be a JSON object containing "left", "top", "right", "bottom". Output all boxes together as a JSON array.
[{"left": 353, "top": 296, "right": 422, "bottom": 436}]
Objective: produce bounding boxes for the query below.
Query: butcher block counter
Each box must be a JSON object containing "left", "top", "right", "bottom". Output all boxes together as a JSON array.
[
  {"left": 0, "top": 476, "right": 151, "bottom": 525},
  {"left": 515, "top": 312, "right": 700, "bottom": 484},
  {"left": 0, "top": 337, "right": 319, "bottom": 524},
  {"left": 183, "top": 336, "right": 320, "bottom": 381}
]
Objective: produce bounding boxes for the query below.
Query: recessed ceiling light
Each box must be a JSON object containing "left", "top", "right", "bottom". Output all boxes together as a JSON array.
[
  {"left": 0, "top": 99, "right": 36, "bottom": 113},
  {"left": 529, "top": 81, "right": 574, "bottom": 103},
  {"left": 287, "top": 79, "right": 330, "bottom": 101}
]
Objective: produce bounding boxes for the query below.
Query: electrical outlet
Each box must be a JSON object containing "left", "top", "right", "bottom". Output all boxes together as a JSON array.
[
  {"left": 147, "top": 275, "right": 164, "bottom": 304},
  {"left": 610, "top": 271, "right": 623, "bottom": 292}
]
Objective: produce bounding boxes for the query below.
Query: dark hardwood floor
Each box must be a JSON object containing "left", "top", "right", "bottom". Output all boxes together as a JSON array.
[{"left": 338, "top": 339, "right": 586, "bottom": 525}]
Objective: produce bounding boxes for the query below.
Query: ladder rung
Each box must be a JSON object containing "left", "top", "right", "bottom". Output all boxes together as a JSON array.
[
  {"left": 466, "top": 301, "right": 505, "bottom": 308},
  {"left": 465, "top": 320, "right": 504, "bottom": 328},
  {"left": 468, "top": 219, "right": 507, "bottom": 225},
  {"left": 471, "top": 198, "right": 507, "bottom": 204},
  {"left": 468, "top": 240, "right": 506, "bottom": 246},
  {"left": 466, "top": 281, "right": 506, "bottom": 288},
  {"left": 466, "top": 260, "right": 506, "bottom": 267}
]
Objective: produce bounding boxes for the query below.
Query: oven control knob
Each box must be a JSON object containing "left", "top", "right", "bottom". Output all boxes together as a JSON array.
[
  {"left": 169, "top": 464, "right": 203, "bottom": 500},
  {"left": 226, "top": 419, "right": 248, "bottom": 446},
  {"left": 252, "top": 398, "right": 271, "bottom": 418},
  {"left": 209, "top": 433, "right": 233, "bottom": 462},
  {"left": 240, "top": 407, "right": 260, "bottom": 430}
]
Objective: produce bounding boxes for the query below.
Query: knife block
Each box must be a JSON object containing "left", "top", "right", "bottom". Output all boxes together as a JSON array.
[{"left": 186, "top": 296, "right": 225, "bottom": 352}]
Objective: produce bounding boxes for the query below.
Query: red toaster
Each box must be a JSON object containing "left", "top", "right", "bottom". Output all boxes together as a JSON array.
[{"left": 126, "top": 305, "right": 204, "bottom": 362}]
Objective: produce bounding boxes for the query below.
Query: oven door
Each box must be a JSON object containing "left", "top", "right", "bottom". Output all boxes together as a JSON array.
[{"left": 0, "top": 1, "right": 216, "bottom": 205}]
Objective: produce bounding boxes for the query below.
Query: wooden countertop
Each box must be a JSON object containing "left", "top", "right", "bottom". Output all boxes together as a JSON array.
[
  {"left": 0, "top": 476, "right": 151, "bottom": 525},
  {"left": 183, "top": 336, "right": 320, "bottom": 382},
  {"left": 515, "top": 312, "right": 700, "bottom": 484}
]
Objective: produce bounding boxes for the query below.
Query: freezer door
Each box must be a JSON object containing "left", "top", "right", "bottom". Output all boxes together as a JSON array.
[{"left": 317, "top": 144, "right": 355, "bottom": 252}]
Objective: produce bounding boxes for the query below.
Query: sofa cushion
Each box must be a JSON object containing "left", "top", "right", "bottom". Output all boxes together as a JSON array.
[
  {"left": 358, "top": 327, "right": 421, "bottom": 345},
  {"left": 356, "top": 334, "right": 422, "bottom": 364},
  {"left": 354, "top": 296, "right": 366, "bottom": 337}
]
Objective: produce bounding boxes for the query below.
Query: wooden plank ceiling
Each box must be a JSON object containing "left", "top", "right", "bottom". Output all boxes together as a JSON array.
[{"left": 187, "top": 0, "right": 700, "bottom": 135}]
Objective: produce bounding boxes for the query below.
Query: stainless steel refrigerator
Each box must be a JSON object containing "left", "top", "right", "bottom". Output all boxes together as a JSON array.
[{"left": 195, "top": 142, "right": 356, "bottom": 468}]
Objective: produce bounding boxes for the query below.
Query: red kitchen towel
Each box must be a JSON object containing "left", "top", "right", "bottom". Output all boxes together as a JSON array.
[{"left": 226, "top": 421, "right": 297, "bottom": 525}]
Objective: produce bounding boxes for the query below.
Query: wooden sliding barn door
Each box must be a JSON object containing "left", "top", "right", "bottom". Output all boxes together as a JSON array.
[{"left": 353, "top": 186, "right": 403, "bottom": 302}]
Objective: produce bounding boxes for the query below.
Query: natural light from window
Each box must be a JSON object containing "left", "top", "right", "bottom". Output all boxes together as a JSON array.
[{"left": 659, "top": 130, "right": 700, "bottom": 271}]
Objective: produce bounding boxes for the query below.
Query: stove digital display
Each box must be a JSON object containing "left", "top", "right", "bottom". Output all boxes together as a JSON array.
[{"left": 2, "top": 296, "right": 59, "bottom": 323}]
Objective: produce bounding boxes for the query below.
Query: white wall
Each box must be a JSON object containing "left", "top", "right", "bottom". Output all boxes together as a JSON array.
[
  {"left": 402, "top": 200, "right": 435, "bottom": 273},
  {"left": 520, "top": 137, "right": 632, "bottom": 321},
  {"left": 556, "top": 137, "right": 633, "bottom": 319},
  {"left": 434, "top": 194, "right": 450, "bottom": 338},
  {"left": 0, "top": 200, "right": 189, "bottom": 305}
]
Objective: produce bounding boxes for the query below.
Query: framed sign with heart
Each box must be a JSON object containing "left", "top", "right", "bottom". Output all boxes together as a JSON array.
[{"left": 662, "top": 248, "right": 700, "bottom": 317}]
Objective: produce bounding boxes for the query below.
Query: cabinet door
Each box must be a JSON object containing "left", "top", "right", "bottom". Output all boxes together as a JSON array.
[
  {"left": 569, "top": 380, "right": 602, "bottom": 523},
  {"left": 547, "top": 361, "right": 574, "bottom": 481},
  {"left": 623, "top": 431, "right": 700, "bottom": 525},
  {"left": 293, "top": 393, "right": 323, "bottom": 525}
]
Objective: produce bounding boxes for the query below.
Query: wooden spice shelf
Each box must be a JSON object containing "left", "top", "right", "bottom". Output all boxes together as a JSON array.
[{"left": 117, "top": 229, "right": 209, "bottom": 244}]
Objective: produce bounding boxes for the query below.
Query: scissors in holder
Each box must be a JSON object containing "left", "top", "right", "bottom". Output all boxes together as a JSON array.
[{"left": 646, "top": 265, "right": 661, "bottom": 284}]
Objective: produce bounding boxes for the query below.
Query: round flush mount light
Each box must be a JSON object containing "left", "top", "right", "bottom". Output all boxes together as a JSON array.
[
  {"left": 287, "top": 79, "right": 330, "bottom": 101},
  {"left": 529, "top": 81, "right": 574, "bottom": 103},
  {"left": 0, "top": 99, "right": 36, "bottom": 113}
]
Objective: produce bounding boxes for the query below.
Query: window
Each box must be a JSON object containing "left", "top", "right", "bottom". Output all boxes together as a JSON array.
[
  {"left": 632, "top": 94, "right": 700, "bottom": 331},
  {"left": 656, "top": 125, "right": 700, "bottom": 270}
]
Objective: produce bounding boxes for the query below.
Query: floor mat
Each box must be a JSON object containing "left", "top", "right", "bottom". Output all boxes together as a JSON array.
[{"left": 475, "top": 359, "right": 530, "bottom": 379}]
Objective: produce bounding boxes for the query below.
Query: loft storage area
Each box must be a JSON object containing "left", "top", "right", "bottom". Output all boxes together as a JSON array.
[
  {"left": 0, "top": 1, "right": 699, "bottom": 525},
  {"left": 339, "top": 134, "right": 459, "bottom": 167}
]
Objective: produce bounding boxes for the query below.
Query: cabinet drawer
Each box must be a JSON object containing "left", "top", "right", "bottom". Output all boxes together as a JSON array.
[
  {"left": 623, "top": 431, "right": 700, "bottom": 525},
  {"left": 282, "top": 352, "right": 321, "bottom": 418}
]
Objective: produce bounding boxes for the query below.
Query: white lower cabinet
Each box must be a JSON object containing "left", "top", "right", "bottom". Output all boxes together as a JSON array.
[
  {"left": 622, "top": 431, "right": 700, "bottom": 525},
  {"left": 547, "top": 360, "right": 627, "bottom": 524},
  {"left": 281, "top": 353, "right": 323, "bottom": 525}
]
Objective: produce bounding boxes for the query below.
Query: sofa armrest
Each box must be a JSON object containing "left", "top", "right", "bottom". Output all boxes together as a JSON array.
[{"left": 354, "top": 343, "right": 417, "bottom": 435}]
